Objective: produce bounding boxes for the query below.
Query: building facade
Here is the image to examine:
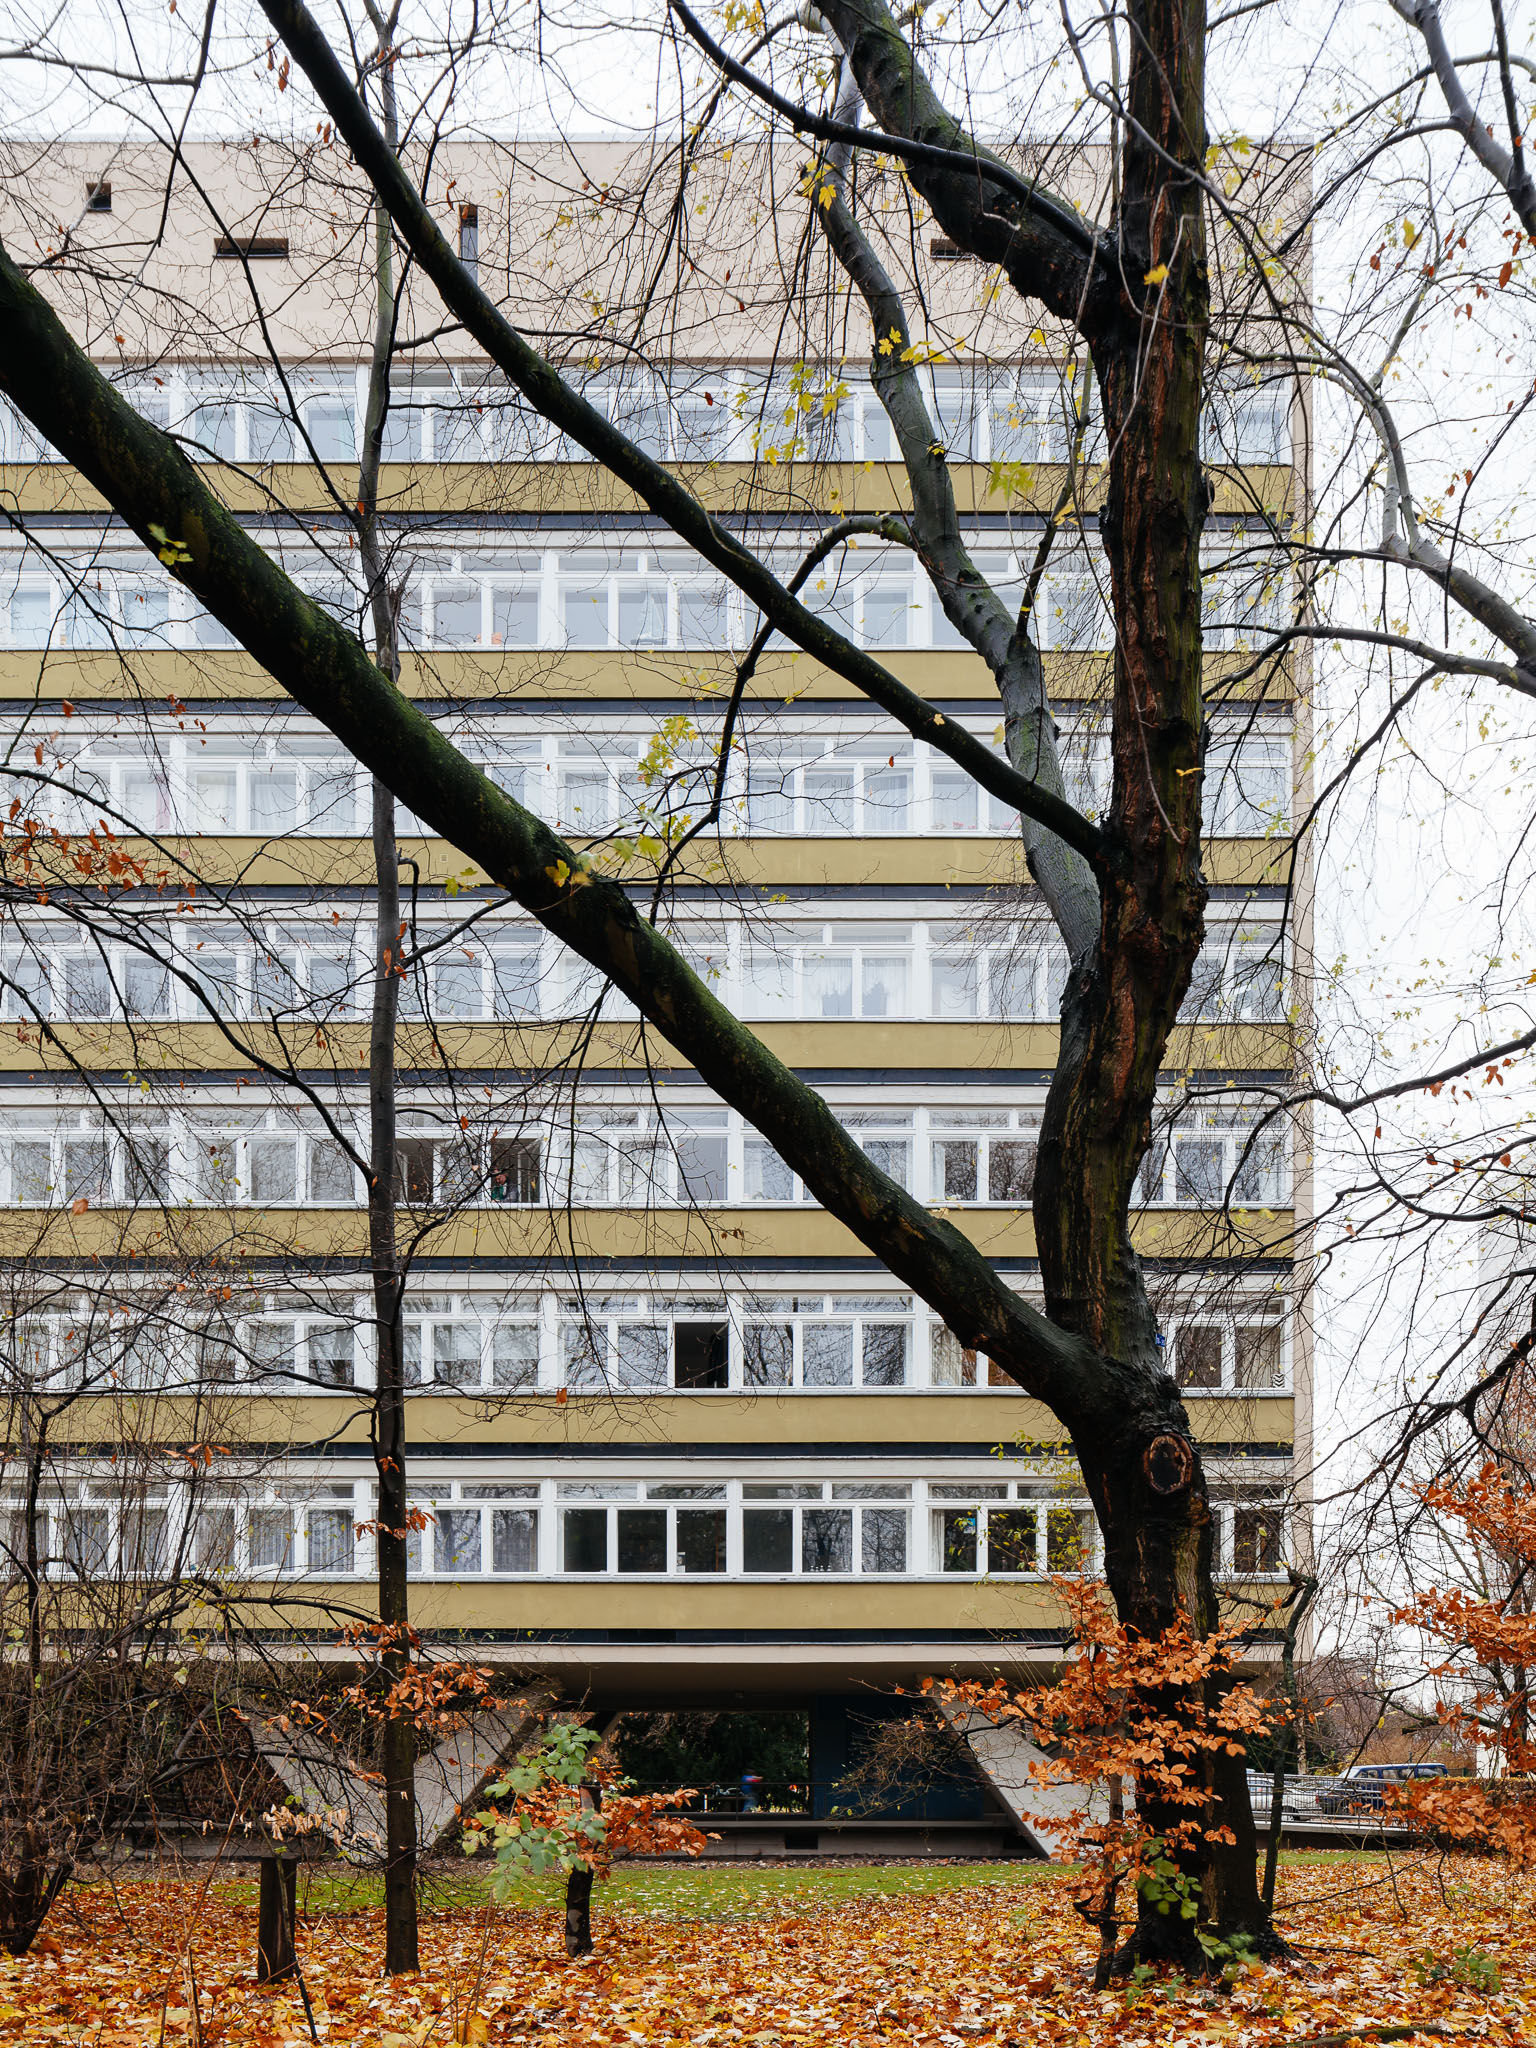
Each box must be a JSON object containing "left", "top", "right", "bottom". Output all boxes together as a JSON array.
[{"left": 0, "top": 140, "right": 1308, "bottom": 1809}]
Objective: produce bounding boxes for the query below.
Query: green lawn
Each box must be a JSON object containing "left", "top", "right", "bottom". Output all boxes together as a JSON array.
[
  {"left": 257, "top": 1852, "right": 1377, "bottom": 1923},
  {"left": 260, "top": 1860, "right": 1058, "bottom": 1921}
]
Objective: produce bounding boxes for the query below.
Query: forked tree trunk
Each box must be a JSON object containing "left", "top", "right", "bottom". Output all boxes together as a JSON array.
[{"left": 1029, "top": 0, "right": 1277, "bottom": 1962}]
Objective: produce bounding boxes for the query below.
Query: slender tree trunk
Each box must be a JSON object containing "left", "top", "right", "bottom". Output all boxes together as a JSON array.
[
  {"left": 355, "top": 29, "right": 417, "bottom": 1965},
  {"left": 368, "top": 771, "right": 417, "bottom": 1973}
]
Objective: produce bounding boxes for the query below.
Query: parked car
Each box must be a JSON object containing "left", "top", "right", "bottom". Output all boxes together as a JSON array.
[{"left": 1317, "top": 1762, "right": 1447, "bottom": 1815}]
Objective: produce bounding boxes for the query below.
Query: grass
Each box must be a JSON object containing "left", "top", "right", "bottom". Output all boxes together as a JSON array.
[{"left": 216, "top": 1851, "right": 1380, "bottom": 1924}]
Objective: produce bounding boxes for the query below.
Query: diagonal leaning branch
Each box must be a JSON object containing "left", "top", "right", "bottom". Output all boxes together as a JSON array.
[
  {"left": 0, "top": 233, "right": 1109, "bottom": 1420},
  {"left": 251, "top": 0, "right": 1104, "bottom": 877}
]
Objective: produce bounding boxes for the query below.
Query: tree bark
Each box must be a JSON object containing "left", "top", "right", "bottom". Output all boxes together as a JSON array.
[
  {"left": 564, "top": 1865, "right": 595, "bottom": 1958},
  {"left": 256, "top": 1856, "right": 298, "bottom": 1983}
]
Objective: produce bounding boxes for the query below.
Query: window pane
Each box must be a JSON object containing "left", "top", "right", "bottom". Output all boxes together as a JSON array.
[
  {"left": 931, "top": 1328, "right": 977, "bottom": 1387},
  {"left": 64, "top": 1138, "right": 110, "bottom": 1202},
  {"left": 433, "top": 583, "right": 482, "bottom": 648},
  {"left": 804, "top": 770, "right": 855, "bottom": 832},
  {"left": 121, "top": 1505, "right": 169, "bottom": 1577},
  {"left": 249, "top": 770, "right": 300, "bottom": 834},
  {"left": 1175, "top": 1324, "right": 1222, "bottom": 1389},
  {"left": 64, "top": 955, "right": 111, "bottom": 1019},
  {"left": 931, "top": 771, "right": 978, "bottom": 831},
  {"left": 1045, "top": 1508, "right": 1091, "bottom": 1572},
  {"left": 862, "top": 1507, "right": 906, "bottom": 1572},
  {"left": 1235, "top": 1324, "right": 1284, "bottom": 1388},
  {"left": 617, "top": 581, "right": 668, "bottom": 647},
  {"left": 433, "top": 1323, "right": 481, "bottom": 1388},
  {"left": 934, "top": 1140, "right": 978, "bottom": 1202},
  {"left": 12, "top": 1141, "right": 51, "bottom": 1202},
  {"left": 125, "top": 1138, "right": 169, "bottom": 1204},
  {"left": 616, "top": 1508, "right": 667, "bottom": 1572},
  {"left": 308, "top": 1508, "right": 353, "bottom": 1575},
  {"left": 676, "top": 1508, "right": 727, "bottom": 1573},
  {"left": 396, "top": 1138, "right": 437, "bottom": 1206},
  {"left": 932, "top": 954, "right": 978, "bottom": 1018},
  {"left": 743, "top": 1508, "right": 793, "bottom": 1573},
  {"left": 492, "top": 1325, "right": 539, "bottom": 1388},
  {"left": 802, "top": 1323, "right": 853, "bottom": 1386},
  {"left": 865, "top": 582, "right": 911, "bottom": 648},
  {"left": 744, "top": 1140, "right": 794, "bottom": 1201},
  {"left": 194, "top": 1506, "right": 237, "bottom": 1571},
  {"left": 802, "top": 1507, "right": 853, "bottom": 1572},
  {"left": 491, "top": 949, "right": 541, "bottom": 1018},
  {"left": 561, "top": 769, "right": 610, "bottom": 830},
  {"left": 435, "top": 957, "right": 484, "bottom": 1018},
  {"left": 865, "top": 767, "right": 911, "bottom": 831},
  {"left": 307, "top": 401, "right": 356, "bottom": 463},
  {"left": 860, "top": 956, "right": 908, "bottom": 1017},
  {"left": 124, "top": 959, "right": 170, "bottom": 1018},
  {"left": 1175, "top": 1140, "right": 1226, "bottom": 1205},
  {"left": 561, "top": 1320, "right": 607, "bottom": 1390},
  {"left": 617, "top": 1322, "right": 668, "bottom": 1389},
  {"left": 940, "top": 1509, "right": 978, "bottom": 1572},
  {"left": 988, "top": 1509, "right": 1037, "bottom": 1575},
  {"left": 250, "top": 1138, "right": 297, "bottom": 1204},
  {"left": 562, "top": 583, "right": 609, "bottom": 648},
  {"left": 675, "top": 1321, "right": 728, "bottom": 1390},
  {"left": 1233, "top": 1507, "right": 1282, "bottom": 1574},
  {"left": 306, "top": 1323, "right": 354, "bottom": 1387},
  {"left": 309, "top": 1140, "right": 355, "bottom": 1203},
  {"left": 57, "top": 1506, "right": 107, "bottom": 1574},
  {"left": 491, "top": 1508, "right": 538, "bottom": 1572},
  {"left": 436, "top": 1508, "right": 482, "bottom": 1573},
  {"left": 677, "top": 583, "right": 727, "bottom": 644},
  {"left": 744, "top": 1321, "right": 793, "bottom": 1386},
  {"left": 861, "top": 1324, "right": 907, "bottom": 1387},
  {"left": 675, "top": 1128, "right": 728, "bottom": 1203},
  {"left": 492, "top": 588, "right": 540, "bottom": 647},
  {"left": 250, "top": 1507, "right": 293, "bottom": 1570},
  {"left": 489, "top": 1136, "right": 541, "bottom": 1203},
  {"left": 563, "top": 1507, "right": 608, "bottom": 1571},
  {"left": 806, "top": 953, "right": 853, "bottom": 1017},
  {"left": 989, "top": 1141, "right": 1036, "bottom": 1202}
]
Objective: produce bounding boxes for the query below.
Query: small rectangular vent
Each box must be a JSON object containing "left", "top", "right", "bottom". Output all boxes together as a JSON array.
[
  {"left": 782, "top": 1829, "right": 819, "bottom": 1852},
  {"left": 213, "top": 235, "right": 290, "bottom": 260}
]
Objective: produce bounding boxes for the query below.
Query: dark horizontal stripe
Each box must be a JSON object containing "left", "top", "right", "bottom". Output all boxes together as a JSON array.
[
  {"left": 51, "top": 1437, "right": 1294, "bottom": 1461},
  {"left": 0, "top": 1252, "right": 1297, "bottom": 1279},
  {"left": 5, "top": 505, "right": 1271, "bottom": 537},
  {"left": 0, "top": 1067, "right": 1295, "bottom": 1090},
  {"left": 0, "top": 878, "right": 1290, "bottom": 907}
]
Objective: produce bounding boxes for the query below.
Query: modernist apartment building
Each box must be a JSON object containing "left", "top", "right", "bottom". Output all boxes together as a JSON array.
[{"left": 0, "top": 143, "right": 1307, "bottom": 1775}]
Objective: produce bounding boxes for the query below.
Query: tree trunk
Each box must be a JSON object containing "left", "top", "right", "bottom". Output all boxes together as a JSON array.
[
  {"left": 564, "top": 1866, "right": 595, "bottom": 1957},
  {"left": 368, "top": 771, "right": 418, "bottom": 1975},
  {"left": 355, "top": 41, "right": 418, "bottom": 1969},
  {"left": 256, "top": 1856, "right": 298, "bottom": 1983},
  {"left": 1029, "top": 0, "right": 1277, "bottom": 1965}
]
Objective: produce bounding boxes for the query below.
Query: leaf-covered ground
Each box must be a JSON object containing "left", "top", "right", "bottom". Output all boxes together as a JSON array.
[{"left": 7, "top": 1854, "right": 1536, "bottom": 2045}]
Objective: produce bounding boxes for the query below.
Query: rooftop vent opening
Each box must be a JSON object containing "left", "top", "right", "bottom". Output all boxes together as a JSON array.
[{"left": 213, "top": 234, "right": 290, "bottom": 260}]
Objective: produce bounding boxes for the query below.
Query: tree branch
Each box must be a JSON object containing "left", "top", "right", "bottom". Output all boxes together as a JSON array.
[{"left": 252, "top": 0, "right": 1106, "bottom": 873}]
